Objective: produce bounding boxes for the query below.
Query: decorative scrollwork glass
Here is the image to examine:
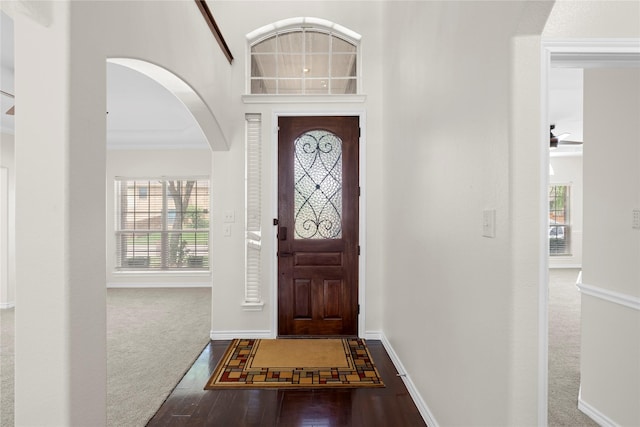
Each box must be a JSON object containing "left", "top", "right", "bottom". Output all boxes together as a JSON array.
[{"left": 294, "top": 130, "right": 342, "bottom": 239}]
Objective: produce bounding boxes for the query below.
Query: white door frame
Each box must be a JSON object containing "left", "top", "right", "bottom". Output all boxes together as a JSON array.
[
  {"left": 539, "top": 38, "right": 640, "bottom": 424},
  {"left": 271, "top": 110, "right": 367, "bottom": 338}
]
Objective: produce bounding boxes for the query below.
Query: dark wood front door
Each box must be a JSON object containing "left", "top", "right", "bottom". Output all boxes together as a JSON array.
[{"left": 278, "top": 116, "right": 359, "bottom": 336}]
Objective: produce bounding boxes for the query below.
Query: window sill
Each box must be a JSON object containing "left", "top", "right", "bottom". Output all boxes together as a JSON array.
[
  {"left": 113, "top": 270, "right": 211, "bottom": 277},
  {"left": 241, "top": 301, "right": 265, "bottom": 311},
  {"left": 242, "top": 94, "right": 367, "bottom": 104}
]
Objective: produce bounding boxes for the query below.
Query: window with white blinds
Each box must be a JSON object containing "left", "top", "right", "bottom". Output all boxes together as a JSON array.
[
  {"left": 115, "top": 178, "right": 210, "bottom": 271},
  {"left": 549, "top": 185, "right": 571, "bottom": 256},
  {"left": 244, "top": 114, "right": 263, "bottom": 308}
]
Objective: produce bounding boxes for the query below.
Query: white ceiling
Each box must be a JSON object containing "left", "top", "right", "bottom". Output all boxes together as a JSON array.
[
  {"left": 549, "top": 67, "right": 584, "bottom": 145},
  {"left": 1, "top": 11, "right": 583, "bottom": 152},
  {"left": 106, "top": 62, "right": 208, "bottom": 150}
]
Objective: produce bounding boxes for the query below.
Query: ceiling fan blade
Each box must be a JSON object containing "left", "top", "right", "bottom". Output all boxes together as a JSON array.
[
  {"left": 558, "top": 139, "right": 582, "bottom": 145},
  {"left": 6, "top": 106, "right": 14, "bottom": 115}
]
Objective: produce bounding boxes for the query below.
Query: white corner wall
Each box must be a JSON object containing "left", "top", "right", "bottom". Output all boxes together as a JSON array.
[
  {"left": 580, "top": 68, "right": 640, "bottom": 426},
  {"left": 381, "top": 2, "right": 552, "bottom": 425},
  {"left": 106, "top": 149, "right": 212, "bottom": 287}
]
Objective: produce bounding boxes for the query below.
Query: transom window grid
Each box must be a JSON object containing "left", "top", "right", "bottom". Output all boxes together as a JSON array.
[
  {"left": 549, "top": 185, "right": 571, "bottom": 256},
  {"left": 115, "top": 178, "right": 210, "bottom": 270},
  {"left": 250, "top": 29, "right": 357, "bottom": 95}
]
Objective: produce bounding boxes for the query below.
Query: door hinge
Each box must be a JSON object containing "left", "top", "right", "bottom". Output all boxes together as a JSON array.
[
  {"left": 358, "top": 187, "right": 361, "bottom": 196},
  {"left": 358, "top": 127, "right": 361, "bottom": 137},
  {"left": 358, "top": 245, "right": 361, "bottom": 256},
  {"left": 358, "top": 304, "right": 360, "bottom": 315},
  {"left": 273, "top": 218, "right": 279, "bottom": 226}
]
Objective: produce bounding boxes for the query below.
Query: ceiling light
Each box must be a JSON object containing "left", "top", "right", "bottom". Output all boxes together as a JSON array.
[{"left": 303, "top": 68, "right": 310, "bottom": 73}]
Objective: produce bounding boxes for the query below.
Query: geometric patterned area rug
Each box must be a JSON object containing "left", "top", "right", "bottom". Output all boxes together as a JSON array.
[{"left": 204, "top": 338, "right": 384, "bottom": 389}]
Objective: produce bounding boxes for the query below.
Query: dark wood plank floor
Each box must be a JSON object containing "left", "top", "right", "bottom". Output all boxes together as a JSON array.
[{"left": 147, "top": 340, "right": 427, "bottom": 427}]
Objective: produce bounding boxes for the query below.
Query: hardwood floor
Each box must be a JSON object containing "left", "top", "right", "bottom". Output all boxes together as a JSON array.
[{"left": 147, "top": 340, "right": 427, "bottom": 426}]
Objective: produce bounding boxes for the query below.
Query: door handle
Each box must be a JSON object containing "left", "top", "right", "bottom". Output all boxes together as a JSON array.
[
  {"left": 279, "top": 226, "right": 287, "bottom": 241},
  {"left": 279, "top": 251, "right": 294, "bottom": 257}
]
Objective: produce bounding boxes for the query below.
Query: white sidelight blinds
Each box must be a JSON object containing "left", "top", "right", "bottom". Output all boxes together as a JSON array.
[
  {"left": 244, "top": 114, "right": 263, "bottom": 308},
  {"left": 115, "top": 178, "right": 210, "bottom": 271}
]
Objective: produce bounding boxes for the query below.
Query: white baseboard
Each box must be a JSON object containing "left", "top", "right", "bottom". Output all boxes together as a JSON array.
[
  {"left": 210, "top": 330, "right": 274, "bottom": 340},
  {"left": 363, "top": 330, "right": 383, "bottom": 340},
  {"left": 0, "top": 302, "right": 15, "bottom": 309},
  {"left": 107, "top": 282, "right": 211, "bottom": 288},
  {"left": 377, "top": 333, "right": 439, "bottom": 427},
  {"left": 578, "top": 387, "right": 618, "bottom": 427}
]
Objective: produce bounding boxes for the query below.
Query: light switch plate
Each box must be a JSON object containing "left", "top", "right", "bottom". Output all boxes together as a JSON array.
[
  {"left": 223, "top": 210, "right": 235, "bottom": 223},
  {"left": 633, "top": 209, "right": 640, "bottom": 230},
  {"left": 223, "top": 224, "right": 232, "bottom": 236},
  {"left": 483, "top": 209, "right": 496, "bottom": 238}
]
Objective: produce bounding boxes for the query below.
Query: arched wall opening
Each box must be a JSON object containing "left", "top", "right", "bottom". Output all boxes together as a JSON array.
[
  {"left": 107, "top": 58, "right": 228, "bottom": 152},
  {"left": 104, "top": 58, "right": 215, "bottom": 423}
]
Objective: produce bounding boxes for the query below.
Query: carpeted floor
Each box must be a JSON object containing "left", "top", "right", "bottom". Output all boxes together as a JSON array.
[
  {"left": 0, "top": 307, "right": 14, "bottom": 427},
  {"left": 1, "top": 287, "right": 211, "bottom": 427},
  {"left": 1, "top": 276, "right": 598, "bottom": 426},
  {"left": 548, "top": 268, "right": 598, "bottom": 426}
]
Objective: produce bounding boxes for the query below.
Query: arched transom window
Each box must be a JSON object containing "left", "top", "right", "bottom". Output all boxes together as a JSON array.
[{"left": 249, "top": 22, "right": 358, "bottom": 95}]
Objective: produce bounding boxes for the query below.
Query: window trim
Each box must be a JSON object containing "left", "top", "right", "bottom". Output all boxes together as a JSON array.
[
  {"left": 548, "top": 183, "right": 572, "bottom": 256},
  {"left": 114, "top": 176, "right": 211, "bottom": 272}
]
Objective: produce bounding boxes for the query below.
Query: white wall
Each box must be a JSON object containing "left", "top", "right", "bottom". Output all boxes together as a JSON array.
[
  {"left": 8, "top": 0, "right": 234, "bottom": 424},
  {"left": 106, "top": 149, "right": 212, "bottom": 287},
  {"left": 6, "top": 0, "right": 638, "bottom": 424},
  {"left": 381, "top": 2, "right": 552, "bottom": 425},
  {"left": 580, "top": 68, "right": 640, "bottom": 426},
  {"left": 549, "top": 154, "right": 583, "bottom": 268},
  {"left": 208, "top": 1, "right": 385, "bottom": 337}
]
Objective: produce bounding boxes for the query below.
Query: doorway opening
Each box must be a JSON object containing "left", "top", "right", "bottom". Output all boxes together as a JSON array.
[{"left": 541, "top": 40, "right": 640, "bottom": 425}]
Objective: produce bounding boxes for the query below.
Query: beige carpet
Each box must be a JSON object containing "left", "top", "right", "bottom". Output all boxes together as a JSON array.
[
  {"left": 0, "top": 287, "right": 211, "bottom": 427},
  {"left": 548, "top": 268, "right": 598, "bottom": 426},
  {"left": 0, "top": 307, "right": 14, "bottom": 427},
  {"left": 206, "top": 338, "right": 384, "bottom": 389}
]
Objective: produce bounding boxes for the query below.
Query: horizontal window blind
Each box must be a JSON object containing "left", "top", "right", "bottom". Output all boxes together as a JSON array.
[
  {"left": 245, "top": 114, "right": 262, "bottom": 304},
  {"left": 549, "top": 185, "right": 571, "bottom": 256},
  {"left": 115, "top": 178, "right": 210, "bottom": 270}
]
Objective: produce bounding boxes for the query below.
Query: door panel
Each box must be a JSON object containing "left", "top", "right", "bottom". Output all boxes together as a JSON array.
[{"left": 278, "top": 116, "right": 359, "bottom": 336}]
